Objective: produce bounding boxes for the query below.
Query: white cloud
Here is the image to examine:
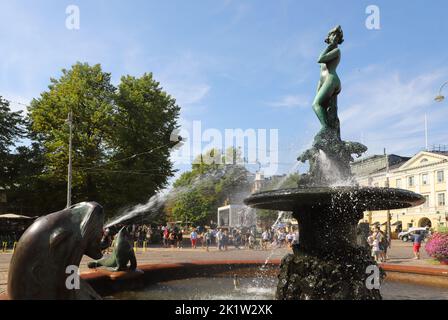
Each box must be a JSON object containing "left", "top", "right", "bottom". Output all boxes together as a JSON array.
[
  {"left": 339, "top": 66, "right": 448, "bottom": 155},
  {"left": 267, "top": 94, "right": 309, "bottom": 108},
  {"left": 1, "top": 93, "right": 32, "bottom": 114}
]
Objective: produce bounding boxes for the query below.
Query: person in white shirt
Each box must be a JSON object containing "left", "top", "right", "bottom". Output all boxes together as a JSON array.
[{"left": 261, "top": 229, "right": 270, "bottom": 250}]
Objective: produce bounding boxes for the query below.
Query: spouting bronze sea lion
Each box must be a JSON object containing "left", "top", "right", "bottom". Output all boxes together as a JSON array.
[
  {"left": 88, "top": 227, "right": 137, "bottom": 271},
  {"left": 7, "top": 202, "right": 104, "bottom": 300}
]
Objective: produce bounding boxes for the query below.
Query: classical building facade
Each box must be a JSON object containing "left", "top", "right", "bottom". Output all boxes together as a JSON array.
[{"left": 352, "top": 151, "right": 448, "bottom": 231}]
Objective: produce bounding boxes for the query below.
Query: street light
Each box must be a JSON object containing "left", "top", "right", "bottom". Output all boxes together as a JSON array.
[
  {"left": 66, "top": 111, "right": 73, "bottom": 208},
  {"left": 435, "top": 81, "right": 448, "bottom": 102},
  {"left": 427, "top": 81, "right": 448, "bottom": 151},
  {"left": 385, "top": 151, "right": 391, "bottom": 248}
]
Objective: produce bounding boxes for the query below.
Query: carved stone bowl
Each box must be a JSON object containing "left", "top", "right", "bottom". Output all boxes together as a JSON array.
[{"left": 244, "top": 186, "right": 425, "bottom": 212}]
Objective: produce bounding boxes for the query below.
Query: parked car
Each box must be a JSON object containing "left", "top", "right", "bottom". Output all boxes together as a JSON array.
[{"left": 398, "top": 227, "right": 430, "bottom": 242}]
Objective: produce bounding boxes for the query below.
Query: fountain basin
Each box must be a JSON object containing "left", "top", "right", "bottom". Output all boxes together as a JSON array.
[
  {"left": 244, "top": 186, "right": 425, "bottom": 212},
  {"left": 1, "top": 260, "right": 448, "bottom": 300}
]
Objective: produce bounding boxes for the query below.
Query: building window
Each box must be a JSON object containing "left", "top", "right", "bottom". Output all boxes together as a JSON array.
[
  {"left": 423, "top": 195, "right": 429, "bottom": 208},
  {"left": 437, "top": 170, "right": 445, "bottom": 183},
  {"left": 422, "top": 173, "right": 429, "bottom": 185},
  {"left": 408, "top": 176, "right": 415, "bottom": 187},
  {"left": 396, "top": 179, "right": 402, "bottom": 188},
  {"left": 438, "top": 193, "right": 445, "bottom": 206}
]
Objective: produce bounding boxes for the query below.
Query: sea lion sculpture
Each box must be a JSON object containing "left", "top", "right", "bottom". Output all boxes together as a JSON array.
[
  {"left": 88, "top": 227, "right": 137, "bottom": 271},
  {"left": 7, "top": 202, "right": 104, "bottom": 300}
]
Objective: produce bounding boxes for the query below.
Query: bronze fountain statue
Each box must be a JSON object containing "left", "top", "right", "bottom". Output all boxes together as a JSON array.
[
  {"left": 88, "top": 226, "right": 137, "bottom": 272},
  {"left": 7, "top": 202, "right": 139, "bottom": 299},
  {"left": 298, "top": 25, "right": 367, "bottom": 186},
  {"left": 244, "top": 26, "right": 425, "bottom": 300},
  {"left": 7, "top": 202, "right": 105, "bottom": 300}
]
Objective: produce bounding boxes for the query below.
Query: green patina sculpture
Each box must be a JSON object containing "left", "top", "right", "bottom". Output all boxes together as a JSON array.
[
  {"left": 88, "top": 227, "right": 137, "bottom": 272},
  {"left": 8, "top": 202, "right": 104, "bottom": 300},
  {"left": 313, "top": 25, "right": 343, "bottom": 138},
  {"left": 298, "top": 25, "right": 367, "bottom": 185}
]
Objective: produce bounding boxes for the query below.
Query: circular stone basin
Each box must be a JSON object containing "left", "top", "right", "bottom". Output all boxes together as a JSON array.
[{"left": 244, "top": 186, "right": 425, "bottom": 212}]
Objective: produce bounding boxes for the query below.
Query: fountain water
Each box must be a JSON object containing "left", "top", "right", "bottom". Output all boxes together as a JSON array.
[{"left": 244, "top": 25, "right": 425, "bottom": 300}]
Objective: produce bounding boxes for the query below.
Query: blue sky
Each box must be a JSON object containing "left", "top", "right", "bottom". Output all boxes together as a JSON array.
[{"left": 1, "top": 0, "right": 448, "bottom": 180}]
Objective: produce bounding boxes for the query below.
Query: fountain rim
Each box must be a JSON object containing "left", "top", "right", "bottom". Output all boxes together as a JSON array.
[{"left": 243, "top": 186, "right": 425, "bottom": 212}]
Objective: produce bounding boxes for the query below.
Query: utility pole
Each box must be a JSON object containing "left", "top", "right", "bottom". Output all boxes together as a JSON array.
[
  {"left": 424, "top": 114, "right": 428, "bottom": 151},
  {"left": 385, "top": 150, "right": 391, "bottom": 249},
  {"left": 66, "top": 110, "right": 73, "bottom": 208}
]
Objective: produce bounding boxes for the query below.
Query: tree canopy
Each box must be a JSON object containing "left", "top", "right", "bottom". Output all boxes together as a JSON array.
[
  {"left": 5, "top": 62, "right": 180, "bottom": 217},
  {"left": 167, "top": 147, "right": 252, "bottom": 225}
]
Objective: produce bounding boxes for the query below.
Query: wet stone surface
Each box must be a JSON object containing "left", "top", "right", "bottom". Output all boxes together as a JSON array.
[{"left": 276, "top": 247, "right": 384, "bottom": 300}]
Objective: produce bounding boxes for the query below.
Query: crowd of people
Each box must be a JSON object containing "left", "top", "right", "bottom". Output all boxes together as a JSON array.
[
  {"left": 367, "top": 225, "right": 428, "bottom": 262},
  {"left": 367, "top": 226, "right": 390, "bottom": 262},
  {"left": 156, "top": 225, "right": 299, "bottom": 251}
]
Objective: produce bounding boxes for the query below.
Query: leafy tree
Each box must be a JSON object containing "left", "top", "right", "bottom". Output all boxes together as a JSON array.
[
  {"left": 0, "top": 97, "right": 25, "bottom": 154},
  {"left": 95, "top": 73, "right": 180, "bottom": 211},
  {"left": 27, "top": 63, "right": 180, "bottom": 215},
  {"left": 28, "top": 63, "right": 115, "bottom": 208},
  {"left": 168, "top": 148, "right": 252, "bottom": 225},
  {"left": 171, "top": 189, "right": 215, "bottom": 225},
  {"left": 0, "top": 97, "right": 26, "bottom": 208},
  {"left": 257, "top": 173, "right": 300, "bottom": 226}
]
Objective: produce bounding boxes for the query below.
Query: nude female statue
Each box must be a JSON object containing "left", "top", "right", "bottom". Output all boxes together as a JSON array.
[{"left": 313, "top": 25, "right": 344, "bottom": 138}]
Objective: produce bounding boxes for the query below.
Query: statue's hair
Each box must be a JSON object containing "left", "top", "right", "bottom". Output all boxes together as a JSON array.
[{"left": 325, "top": 25, "right": 344, "bottom": 45}]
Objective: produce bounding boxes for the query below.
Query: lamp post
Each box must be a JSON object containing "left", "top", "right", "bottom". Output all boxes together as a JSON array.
[
  {"left": 385, "top": 151, "right": 391, "bottom": 248},
  {"left": 66, "top": 111, "right": 73, "bottom": 208},
  {"left": 430, "top": 81, "right": 448, "bottom": 151},
  {"left": 434, "top": 81, "right": 448, "bottom": 102}
]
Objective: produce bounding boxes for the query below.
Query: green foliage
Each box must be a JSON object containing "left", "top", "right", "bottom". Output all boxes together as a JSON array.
[
  {"left": 172, "top": 189, "right": 215, "bottom": 225},
  {"left": 437, "top": 226, "right": 448, "bottom": 234},
  {"left": 20, "top": 62, "right": 179, "bottom": 215},
  {"left": 257, "top": 173, "right": 300, "bottom": 225},
  {"left": 28, "top": 62, "right": 115, "bottom": 208},
  {"left": 168, "top": 148, "right": 251, "bottom": 225},
  {"left": 99, "top": 73, "right": 180, "bottom": 211},
  {"left": 0, "top": 97, "right": 25, "bottom": 156}
]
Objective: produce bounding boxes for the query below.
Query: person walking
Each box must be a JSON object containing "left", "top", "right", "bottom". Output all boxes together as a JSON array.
[
  {"left": 168, "top": 230, "right": 176, "bottom": 249},
  {"left": 162, "top": 227, "right": 170, "bottom": 248},
  {"left": 223, "top": 230, "right": 229, "bottom": 251},
  {"left": 261, "top": 229, "right": 270, "bottom": 250},
  {"left": 216, "top": 229, "right": 223, "bottom": 250},
  {"left": 234, "top": 230, "right": 242, "bottom": 250},
  {"left": 203, "top": 228, "right": 212, "bottom": 251},
  {"left": 411, "top": 230, "right": 424, "bottom": 260},
  {"left": 176, "top": 228, "right": 183, "bottom": 249},
  {"left": 286, "top": 231, "right": 294, "bottom": 249},
  {"left": 190, "top": 229, "right": 198, "bottom": 249},
  {"left": 367, "top": 227, "right": 382, "bottom": 262},
  {"left": 379, "top": 229, "right": 389, "bottom": 262}
]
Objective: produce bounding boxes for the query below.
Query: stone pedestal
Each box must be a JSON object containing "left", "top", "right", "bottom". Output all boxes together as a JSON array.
[
  {"left": 276, "top": 248, "right": 383, "bottom": 300},
  {"left": 274, "top": 204, "right": 383, "bottom": 300},
  {"left": 244, "top": 186, "right": 424, "bottom": 300}
]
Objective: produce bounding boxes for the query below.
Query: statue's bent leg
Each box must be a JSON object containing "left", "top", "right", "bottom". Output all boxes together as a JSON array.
[
  {"left": 312, "top": 80, "right": 336, "bottom": 129},
  {"left": 327, "top": 95, "right": 341, "bottom": 137}
]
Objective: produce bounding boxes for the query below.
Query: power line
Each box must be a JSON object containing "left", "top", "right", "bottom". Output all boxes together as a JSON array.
[{"left": 76, "top": 142, "right": 177, "bottom": 171}]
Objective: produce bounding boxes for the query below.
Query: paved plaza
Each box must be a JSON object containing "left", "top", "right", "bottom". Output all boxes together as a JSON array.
[{"left": 1, "top": 239, "right": 446, "bottom": 295}]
